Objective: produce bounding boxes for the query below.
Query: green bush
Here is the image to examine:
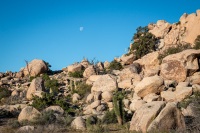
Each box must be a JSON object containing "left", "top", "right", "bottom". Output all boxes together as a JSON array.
[
  {"left": 158, "top": 44, "right": 191, "bottom": 62},
  {"left": 102, "top": 110, "right": 118, "bottom": 124},
  {"left": 33, "top": 110, "right": 56, "bottom": 125},
  {"left": 72, "top": 82, "right": 92, "bottom": 99},
  {"left": 194, "top": 35, "right": 200, "bottom": 49},
  {"left": 44, "top": 79, "right": 59, "bottom": 93},
  {"left": 68, "top": 70, "right": 84, "bottom": 78},
  {"left": 31, "top": 93, "right": 73, "bottom": 113},
  {"left": 177, "top": 92, "right": 200, "bottom": 109},
  {"left": 108, "top": 60, "right": 123, "bottom": 71},
  {"left": 0, "top": 88, "right": 11, "bottom": 100},
  {"left": 130, "top": 26, "right": 157, "bottom": 59},
  {"left": 7, "top": 120, "right": 21, "bottom": 128}
]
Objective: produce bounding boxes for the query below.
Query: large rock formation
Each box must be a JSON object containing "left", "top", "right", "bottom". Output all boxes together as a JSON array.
[
  {"left": 22, "top": 59, "right": 48, "bottom": 77},
  {"left": 129, "top": 101, "right": 165, "bottom": 132},
  {"left": 160, "top": 49, "right": 200, "bottom": 82},
  {"left": 147, "top": 102, "right": 186, "bottom": 132},
  {"left": 149, "top": 10, "right": 200, "bottom": 49}
]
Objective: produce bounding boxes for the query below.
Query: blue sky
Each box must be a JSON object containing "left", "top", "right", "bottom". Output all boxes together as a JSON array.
[{"left": 0, "top": 0, "right": 200, "bottom": 72}]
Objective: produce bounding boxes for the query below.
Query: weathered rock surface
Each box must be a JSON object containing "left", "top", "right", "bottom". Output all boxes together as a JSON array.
[
  {"left": 18, "top": 106, "right": 41, "bottom": 123},
  {"left": 22, "top": 59, "right": 48, "bottom": 77},
  {"left": 160, "top": 49, "right": 200, "bottom": 82},
  {"left": 102, "top": 91, "right": 113, "bottom": 102},
  {"left": 129, "top": 101, "right": 165, "bottom": 132},
  {"left": 67, "top": 63, "right": 83, "bottom": 73},
  {"left": 17, "top": 126, "right": 34, "bottom": 132},
  {"left": 86, "top": 75, "right": 102, "bottom": 85},
  {"left": 91, "top": 74, "right": 117, "bottom": 92},
  {"left": 44, "top": 106, "right": 64, "bottom": 115},
  {"left": 133, "top": 51, "right": 160, "bottom": 77},
  {"left": 72, "top": 93, "right": 81, "bottom": 103},
  {"left": 175, "top": 87, "right": 192, "bottom": 102},
  {"left": 83, "top": 65, "right": 96, "bottom": 78},
  {"left": 147, "top": 102, "right": 186, "bottom": 132},
  {"left": 121, "top": 54, "right": 136, "bottom": 65},
  {"left": 189, "top": 72, "right": 200, "bottom": 84},
  {"left": 71, "top": 117, "right": 86, "bottom": 130},
  {"left": 134, "top": 75, "right": 164, "bottom": 97},
  {"left": 143, "top": 93, "right": 160, "bottom": 103},
  {"left": 129, "top": 100, "right": 146, "bottom": 111},
  {"left": 26, "top": 77, "right": 45, "bottom": 100}
]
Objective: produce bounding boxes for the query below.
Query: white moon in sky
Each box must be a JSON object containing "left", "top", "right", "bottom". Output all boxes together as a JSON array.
[{"left": 80, "top": 27, "right": 84, "bottom": 31}]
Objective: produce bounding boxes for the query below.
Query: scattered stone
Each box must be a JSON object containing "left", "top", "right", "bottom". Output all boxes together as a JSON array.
[
  {"left": 102, "top": 91, "right": 113, "bottom": 102},
  {"left": 143, "top": 93, "right": 160, "bottom": 103},
  {"left": 71, "top": 117, "right": 86, "bottom": 131},
  {"left": 83, "top": 65, "right": 96, "bottom": 78},
  {"left": 72, "top": 93, "right": 81, "bottom": 103},
  {"left": 18, "top": 106, "right": 41, "bottom": 123},
  {"left": 44, "top": 106, "right": 64, "bottom": 115},
  {"left": 134, "top": 75, "right": 164, "bottom": 97},
  {"left": 26, "top": 77, "right": 45, "bottom": 100}
]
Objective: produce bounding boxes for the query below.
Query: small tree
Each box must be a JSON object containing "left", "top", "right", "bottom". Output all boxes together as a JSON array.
[{"left": 130, "top": 26, "right": 157, "bottom": 59}]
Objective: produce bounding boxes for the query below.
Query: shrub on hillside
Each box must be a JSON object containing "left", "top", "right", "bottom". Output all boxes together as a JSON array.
[
  {"left": 102, "top": 110, "right": 118, "bottom": 124},
  {"left": 108, "top": 60, "right": 123, "bottom": 71},
  {"left": 158, "top": 44, "right": 191, "bottom": 62},
  {"left": 0, "top": 88, "right": 11, "bottom": 100},
  {"left": 194, "top": 35, "right": 200, "bottom": 49},
  {"left": 68, "top": 70, "right": 84, "bottom": 78},
  {"left": 31, "top": 93, "right": 72, "bottom": 113},
  {"left": 177, "top": 92, "right": 200, "bottom": 132},
  {"left": 72, "top": 82, "right": 92, "bottom": 99},
  {"left": 33, "top": 110, "right": 56, "bottom": 125},
  {"left": 130, "top": 26, "right": 158, "bottom": 59}
]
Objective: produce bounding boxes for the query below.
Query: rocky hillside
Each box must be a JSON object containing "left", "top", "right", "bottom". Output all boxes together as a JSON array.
[
  {"left": 0, "top": 10, "right": 200, "bottom": 133},
  {"left": 149, "top": 10, "right": 200, "bottom": 50}
]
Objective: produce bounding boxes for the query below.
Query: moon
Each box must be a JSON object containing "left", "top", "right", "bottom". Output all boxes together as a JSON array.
[{"left": 80, "top": 27, "right": 84, "bottom": 31}]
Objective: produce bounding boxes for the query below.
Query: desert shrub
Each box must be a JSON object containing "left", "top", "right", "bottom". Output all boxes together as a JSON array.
[
  {"left": 158, "top": 44, "right": 191, "bottom": 62},
  {"left": 31, "top": 93, "right": 73, "bottom": 114},
  {"left": 194, "top": 35, "right": 200, "bottom": 49},
  {"left": 7, "top": 120, "right": 20, "bottom": 128},
  {"left": 130, "top": 26, "right": 157, "bottom": 59},
  {"left": 87, "top": 123, "right": 108, "bottom": 133},
  {"left": 86, "top": 115, "right": 98, "bottom": 127},
  {"left": 41, "top": 73, "right": 59, "bottom": 94},
  {"left": 3, "top": 95, "right": 23, "bottom": 105},
  {"left": 0, "top": 87, "right": 11, "bottom": 100},
  {"left": 41, "top": 73, "right": 50, "bottom": 81},
  {"left": 108, "top": 60, "right": 123, "bottom": 71},
  {"left": 72, "top": 82, "right": 92, "bottom": 98},
  {"left": 33, "top": 110, "right": 56, "bottom": 125},
  {"left": 68, "top": 70, "right": 84, "bottom": 78},
  {"left": 57, "top": 114, "right": 74, "bottom": 126},
  {"left": 102, "top": 110, "right": 118, "bottom": 124},
  {"left": 178, "top": 92, "right": 200, "bottom": 109},
  {"left": 44, "top": 79, "right": 59, "bottom": 94}
]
